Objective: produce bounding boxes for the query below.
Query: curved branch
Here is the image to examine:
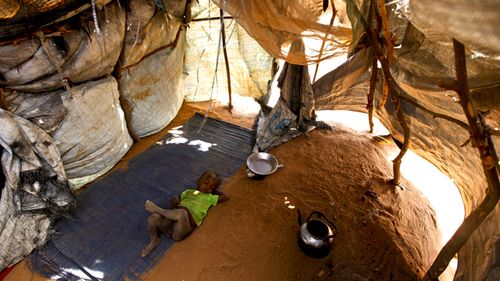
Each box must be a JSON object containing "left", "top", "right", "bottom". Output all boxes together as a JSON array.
[
  {"left": 423, "top": 39, "right": 500, "bottom": 281},
  {"left": 219, "top": 8, "right": 233, "bottom": 112},
  {"left": 391, "top": 97, "right": 411, "bottom": 185},
  {"left": 364, "top": 0, "right": 411, "bottom": 185},
  {"left": 367, "top": 57, "right": 377, "bottom": 133}
]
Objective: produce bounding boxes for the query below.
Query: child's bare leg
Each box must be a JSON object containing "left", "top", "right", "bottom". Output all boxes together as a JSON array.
[
  {"left": 145, "top": 200, "right": 194, "bottom": 241},
  {"left": 170, "top": 208, "right": 194, "bottom": 241},
  {"left": 142, "top": 214, "right": 169, "bottom": 257},
  {"left": 142, "top": 209, "right": 175, "bottom": 257},
  {"left": 145, "top": 200, "right": 182, "bottom": 220}
]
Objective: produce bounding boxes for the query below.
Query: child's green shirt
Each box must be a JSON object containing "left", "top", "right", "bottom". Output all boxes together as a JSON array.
[{"left": 178, "top": 189, "right": 219, "bottom": 226}]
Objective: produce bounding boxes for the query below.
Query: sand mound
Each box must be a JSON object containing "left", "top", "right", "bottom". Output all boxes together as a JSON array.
[{"left": 142, "top": 119, "right": 441, "bottom": 281}]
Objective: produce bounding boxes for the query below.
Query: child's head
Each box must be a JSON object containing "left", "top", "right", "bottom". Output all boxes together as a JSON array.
[{"left": 197, "top": 170, "right": 221, "bottom": 194}]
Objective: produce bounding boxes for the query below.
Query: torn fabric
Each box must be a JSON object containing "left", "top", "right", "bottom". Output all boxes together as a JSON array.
[{"left": 0, "top": 109, "right": 74, "bottom": 272}]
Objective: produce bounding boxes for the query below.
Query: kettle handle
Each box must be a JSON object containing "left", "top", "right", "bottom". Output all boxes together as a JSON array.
[{"left": 307, "top": 211, "right": 338, "bottom": 238}]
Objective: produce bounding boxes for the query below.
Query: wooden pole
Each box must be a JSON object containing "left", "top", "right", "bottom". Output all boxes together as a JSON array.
[
  {"left": 347, "top": 1, "right": 500, "bottom": 278},
  {"left": 363, "top": 0, "right": 411, "bottom": 185},
  {"left": 423, "top": 39, "right": 500, "bottom": 281},
  {"left": 219, "top": 8, "right": 233, "bottom": 113},
  {"left": 367, "top": 56, "right": 377, "bottom": 133},
  {"left": 312, "top": 0, "right": 336, "bottom": 82},
  {"left": 0, "top": 88, "right": 6, "bottom": 110},
  {"left": 192, "top": 16, "right": 233, "bottom": 22}
]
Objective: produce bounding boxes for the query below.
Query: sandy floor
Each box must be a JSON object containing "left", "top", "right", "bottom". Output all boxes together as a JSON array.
[{"left": 5, "top": 98, "right": 444, "bottom": 281}]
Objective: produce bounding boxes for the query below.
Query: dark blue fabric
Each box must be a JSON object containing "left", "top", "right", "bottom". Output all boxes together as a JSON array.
[{"left": 29, "top": 113, "right": 255, "bottom": 281}]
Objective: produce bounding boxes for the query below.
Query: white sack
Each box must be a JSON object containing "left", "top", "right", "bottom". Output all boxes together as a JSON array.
[
  {"left": 1, "top": 1, "right": 125, "bottom": 92},
  {"left": 119, "top": 0, "right": 185, "bottom": 68},
  {"left": 52, "top": 76, "right": 132, "bottom": 188},
  {"left": 118, "top": 30, "right": 186, "bottom": 137}
]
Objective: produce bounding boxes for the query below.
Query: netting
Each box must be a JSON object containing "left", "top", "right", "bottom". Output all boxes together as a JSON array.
[{"left": 211, "top": 0, "right": 352, "bottom": 65}]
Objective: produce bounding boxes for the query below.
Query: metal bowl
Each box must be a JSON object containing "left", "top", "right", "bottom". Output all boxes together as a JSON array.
[{"left": 246, "top": 152, "right": 282, "bottom": 176}]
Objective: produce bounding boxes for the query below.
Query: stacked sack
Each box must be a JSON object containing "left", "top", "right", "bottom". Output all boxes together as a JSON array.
[
  {"left": 118, "top": 0, "right": 188, "bottom": 137},
  {"left": 0, "top": 0, "right": 191, "bottom": 271}
]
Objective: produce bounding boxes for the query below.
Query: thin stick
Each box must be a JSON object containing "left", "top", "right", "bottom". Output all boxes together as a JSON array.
[
  {"left": 371, "top": 0, "right": 389, "bottom": 109},
  {"left": 365, "top": 0, "right": 410, "bottom": 185},
  {"left": 36, "top": 31, "right": 64, "bottom": 74},
  {"left": 312, "top": 0, "right": 336, "bottom": 82},
  {"left": 377, "top": 0, "right": 392, "bottom": 64},
  {"left": 41, "top": 0, "right": 110, "bottom": 28},
  {"left": 192, "top": 16, "right": 233, "bottom": 22},
  {"left": 219, "top": 8, "right": 233, "bottom": 113},
  {"left": 0, "top": 89, "right": 6, "bottom": 110},
  {"left": 489, "top": 127, "right": 500, "bottom": 136},
  {"left": 367, "top": 56, "right": 377, "bottom": 133},
  {"left": 390, "top": 87, "right": 411, "bottom": 186},
  {"left": 423, "top": 39, "right": 500, "bottom": 281}
]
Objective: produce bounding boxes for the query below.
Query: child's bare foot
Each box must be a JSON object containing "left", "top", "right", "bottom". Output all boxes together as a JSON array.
[
  {"left": 145, "top": 200, "right": 161, "bottom": 214},
  {"left": 141, "top": 238, "right": 161, "bottom": 257}
]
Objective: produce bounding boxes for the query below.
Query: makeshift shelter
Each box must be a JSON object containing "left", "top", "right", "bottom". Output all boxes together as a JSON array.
[{"left": 0, "top": 0, "right": 498, "bottom": 280}]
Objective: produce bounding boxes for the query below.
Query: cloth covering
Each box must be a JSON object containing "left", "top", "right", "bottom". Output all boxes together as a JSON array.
[
  {"left": 1, "top": 90, "right": 68, "bottom": 134},
  {"left": 0, "top": 108, "right": 74, "bottom": 272},
  {"left": 401, "top": 0, "right": 500, "bottom": 57},
  {"left": 255, "top": 39, "right": 320, "bottom": 152},
  {"left": 212, "top": 0, "right": 351, "bottom": 65}
]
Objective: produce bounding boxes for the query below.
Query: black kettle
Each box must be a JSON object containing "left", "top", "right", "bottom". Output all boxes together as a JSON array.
[{"left": 297, "top": 209, "right": 338, "bottom": 258}]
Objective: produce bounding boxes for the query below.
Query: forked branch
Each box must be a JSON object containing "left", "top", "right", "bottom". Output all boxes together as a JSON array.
[
  {"left": 364, "top": 0, "right": 411, "bottom": 185},
  {"left": 423, "top": 39, "right": 500, "bottom": 281}
]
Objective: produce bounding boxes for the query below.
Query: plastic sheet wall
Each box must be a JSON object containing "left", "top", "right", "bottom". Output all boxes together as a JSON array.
[{"left": 184, "top": 0, "right": 272, "bottom": 102}]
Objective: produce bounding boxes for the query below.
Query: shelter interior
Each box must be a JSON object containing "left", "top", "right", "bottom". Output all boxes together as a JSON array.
[{"left": 0, "top": 0, "right": 499, "bottom": 280}]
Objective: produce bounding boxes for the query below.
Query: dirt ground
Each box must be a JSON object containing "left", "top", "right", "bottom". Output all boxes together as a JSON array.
[{"left": 5, "top": 98, "right": 444, "bottom": 281}]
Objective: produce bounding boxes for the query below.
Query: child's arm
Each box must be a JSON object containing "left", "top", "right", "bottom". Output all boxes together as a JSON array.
[{"left": 214, "top": 189, "right": 230, "bottom": 203}]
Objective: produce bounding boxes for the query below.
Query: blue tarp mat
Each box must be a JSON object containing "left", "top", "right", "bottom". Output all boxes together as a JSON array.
[{"left": 29, "top": 113, "right": 255, "bottom": 281}]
